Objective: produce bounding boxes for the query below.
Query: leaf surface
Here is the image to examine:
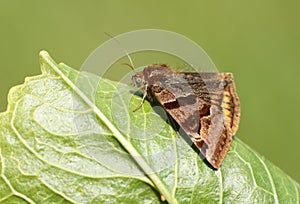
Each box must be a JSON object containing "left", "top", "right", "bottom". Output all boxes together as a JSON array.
[{"left": 0, "top": 51, "right": 299, "bottom": 203}]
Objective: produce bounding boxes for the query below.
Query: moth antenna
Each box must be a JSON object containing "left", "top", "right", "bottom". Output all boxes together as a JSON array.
[
  {"left": 104, "top": 32, "right": 136, "bottom": 72},
  {"left": 120, "top": 63, "right": 135, "bottom": 71}
]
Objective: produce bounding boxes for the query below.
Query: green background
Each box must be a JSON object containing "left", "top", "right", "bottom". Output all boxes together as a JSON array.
[{"left": 0, "top": 0, "right": 299, "bottom": 183}]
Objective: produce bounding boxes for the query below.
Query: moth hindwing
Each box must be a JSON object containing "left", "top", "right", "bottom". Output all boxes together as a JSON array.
[{"left": 131, "top": 64, "right": 240, "bottom": 169}]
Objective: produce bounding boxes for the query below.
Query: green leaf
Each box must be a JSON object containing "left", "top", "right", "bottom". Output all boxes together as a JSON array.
[{"left": 0, "top": 51, "right": 299, "bottom": 203}]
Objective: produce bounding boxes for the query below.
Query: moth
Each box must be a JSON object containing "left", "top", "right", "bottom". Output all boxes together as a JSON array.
[{"left": 131, "top": 64, "right": 240, "bottom": 169}]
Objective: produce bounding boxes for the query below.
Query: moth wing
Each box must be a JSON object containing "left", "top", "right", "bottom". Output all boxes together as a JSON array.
[
  {"left": 152, "top": 88, "right": 231, "bottom": 168},
  {"left": 176, "top": 72, "right": 240, "bottom": 135},
  {"left": 219, "top": 73, "right": 240, "bottom": 135},
  {"left": 150, "top": 72, "right": 240, "bottom": 168}
]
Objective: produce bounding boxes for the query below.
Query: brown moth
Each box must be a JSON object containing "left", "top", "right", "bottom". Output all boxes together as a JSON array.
[{"left": 131, "top": 64, "right": 240, "bottom": 169}]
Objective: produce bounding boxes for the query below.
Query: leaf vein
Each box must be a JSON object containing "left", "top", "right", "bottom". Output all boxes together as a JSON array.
[
  {"left": 252, "top": 151, "right": 279, "bottom": 203},
  {"left": 292, "top": 179, "right": 299, "bottom": 203},
  {"left": 0, "top": 149, "right": 36, "bottom": 204},
  {"left": 234, "top": 151, "right": 257, "bottom": 187},
  {"left": 218, "top": 169, "right": 223, "bottom": 204}
]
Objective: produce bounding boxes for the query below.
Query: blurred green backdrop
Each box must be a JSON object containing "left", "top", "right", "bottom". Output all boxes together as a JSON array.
[{"left": 1, "top": 1, "right": 299, "bottom": 182}]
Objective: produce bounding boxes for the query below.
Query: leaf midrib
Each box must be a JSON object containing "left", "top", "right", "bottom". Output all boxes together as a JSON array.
[{"left": 39, "top": 51, "right": 178, "bottom": 204}]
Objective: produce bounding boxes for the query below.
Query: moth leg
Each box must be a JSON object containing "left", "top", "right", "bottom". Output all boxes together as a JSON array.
[{"left": 133, "top": 84, "right": 148, "bottom": 112}]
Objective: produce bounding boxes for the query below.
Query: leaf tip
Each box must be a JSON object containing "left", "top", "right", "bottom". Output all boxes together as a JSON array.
[
  {"left": 38, "top": 50, "right": 59, "bottom": 75},
  {"left": 39, "top": 50, "right": 50, "bottom": 58}
]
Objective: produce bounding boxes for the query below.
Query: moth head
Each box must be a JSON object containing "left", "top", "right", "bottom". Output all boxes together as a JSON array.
[{"left": 131, "top": 73, "right": 145, "bottom": 88}]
